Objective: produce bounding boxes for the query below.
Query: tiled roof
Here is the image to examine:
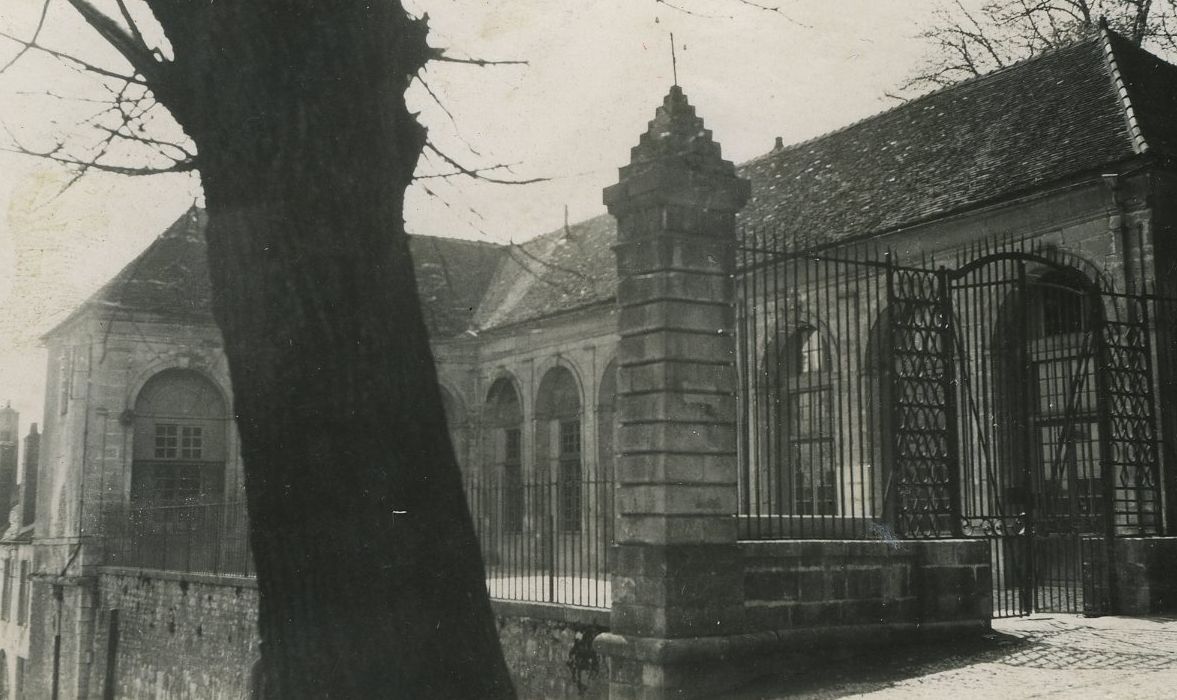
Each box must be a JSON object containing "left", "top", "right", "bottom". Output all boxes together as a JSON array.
[
  {"left": 83, "top": 207, "right": 215, "bottom": 322},
  {"left": 61, "top": 30, "right": 1177, "bottom": 337},
  {"left": 736, "top": 30, "right": 1162, "bottom": 246},
  {"left": 412, "top": 234, "right": 505, "bottom": 337},
  {"left": 472, "top": 215, "right": 617, "bottom": 331},
  {"left": 58, "top": 208, "right": 505, "bottom": 340},
  {"left": 475, "top": 29, "right": 1177, "bottom": 328}
]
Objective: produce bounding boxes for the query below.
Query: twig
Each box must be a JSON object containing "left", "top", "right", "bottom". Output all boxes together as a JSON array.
[
  {"left": 0, "top": 143, "right": 196, "bottom": 176},
  {"left": 0, "top": 30, "right": 145, "bottom": 84},
  {"left": 424, "top": 142, "right": 548, "bottom": 185},
  {"left": 655, "top": 0, "right": 732, "bottom": 19},
  {"left": 428, "top": 48, "right": 528, "bottom": 67},
  {"left": 415, "top": 72, "right": 483, "bottom": 157},
  {"left": 0, "top": 0, "right": 50, "bottom": 74}
]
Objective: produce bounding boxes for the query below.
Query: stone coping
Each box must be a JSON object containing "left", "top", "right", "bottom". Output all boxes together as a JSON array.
[
  {"left": 98, "top": 566, "right": 258, "bottom": 589},
  {"left": 1115, "top": 536, "right": 1177, "bottom": 542},
  {"left": 740, "top": 539, "right": 987, "bottom": 557},
  {"left": 594, "top": 619, "right": 989, "bottom": 664},
  {"left": 491, "top": 598, "right": 610, "bottom": 627}
]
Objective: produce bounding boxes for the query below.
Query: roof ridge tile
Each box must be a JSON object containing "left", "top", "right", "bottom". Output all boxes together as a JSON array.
[{"left": 1100, "top": 24, "right": 1150, "bottom": 154}]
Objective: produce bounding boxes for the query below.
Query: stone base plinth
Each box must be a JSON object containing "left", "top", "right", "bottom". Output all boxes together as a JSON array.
[
  {"left": 1114, "top": 537, "right": 1177, "bottom": 614},
  {"left": 610, "top": 542, "right": 745, "bottom": 639},
  {"left": 595, "top": 619, "right": 989, "bottom": 699}
]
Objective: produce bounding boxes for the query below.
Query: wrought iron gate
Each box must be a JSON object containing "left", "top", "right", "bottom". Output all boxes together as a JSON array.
[
  {"left": 736, "top": 235, "right": 1168, "bottom": 618},
  {"left": 906, "top": 250, "right": 1165, "bottom": 617}
]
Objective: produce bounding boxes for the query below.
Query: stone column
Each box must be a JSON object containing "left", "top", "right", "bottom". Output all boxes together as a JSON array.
[{"left": 595, "top": 86, "right": 750, "bottom": 698}]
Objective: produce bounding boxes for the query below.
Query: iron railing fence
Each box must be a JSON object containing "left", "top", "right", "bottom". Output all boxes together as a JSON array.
[
  {"left": 101, "top": 477, "right": 615, "bottom": 610},
  {"left": 464, "top": 475, "right": 613, "bottom": 609},
  {"left": 735, "top": 229, "right": 1174, "bottom": 549},
  {"left": 103, "top": 501, "right": 254, "bottom": 577},
  {"left": 736, "top": 232, "right": 898, "bottom": 539}
]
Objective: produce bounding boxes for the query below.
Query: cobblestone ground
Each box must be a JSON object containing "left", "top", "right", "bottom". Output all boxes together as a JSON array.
[{"left": 737, "top": 615, "right": 1177, "bottom": 699}]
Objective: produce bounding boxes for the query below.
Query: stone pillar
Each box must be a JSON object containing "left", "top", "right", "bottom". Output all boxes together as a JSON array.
[{"left": 595, "top": 86, "right": 750, "bottom": 698}]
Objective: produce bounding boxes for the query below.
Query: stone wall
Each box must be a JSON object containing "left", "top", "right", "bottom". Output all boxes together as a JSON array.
[
  {"left": 89, "top": 568, "right": 258, "bottom": 699},
  {"left": 83, "top": 569, "right": 608, "bottom": 699},
  {"left": 494, "top": 601, "right": 609, "bottom": 699},
  {"left": 742, "top": 539, "right": 991, "bottom": 632}
]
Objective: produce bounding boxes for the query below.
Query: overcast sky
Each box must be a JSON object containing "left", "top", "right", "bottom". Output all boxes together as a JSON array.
[{"left": 0, "top": 0, "right": 977, "bottom": 425}]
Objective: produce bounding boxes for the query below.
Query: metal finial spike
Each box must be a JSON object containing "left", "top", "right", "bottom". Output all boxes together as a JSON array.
[{"left": 670, "top": 33, "right": 678, "bottom": 86}]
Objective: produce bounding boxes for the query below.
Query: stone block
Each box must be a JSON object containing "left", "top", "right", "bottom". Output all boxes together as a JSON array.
[
  {"left": 612, "top": 602, "right": 660, "bottom": 637},
  {"left": 616, "top": 515, "right": 734, "bottom": 548},
  {"left": 920, "top": 539, "right": 989, "bottom": 566},
  {"left": 615, "top": 236, "right": 736, "bottom": 278},
  {"left": 798, "top": 540, "right": 849, "bottom": 564},
  {"left": 798, "top": 570, "right": 827, "bottom": 602},
  {"left": 1112, "top": 538, "right": 1177, "bottom": 614},
  {"left": 616, "top": 451, "right": 734, "bottom": 484},
  {"left": 793, "top": 601, "right": 841, "bottom": 627},
  {"left": 608, "top": 656, "right": 644, "bottom": 686},
  {"left": 617, "top": 420, "right": 737, "bottom": 456},
  {"left": 627, "top": 571, "right": 743, "bottom": 609},
  {"left": 744, "top": 570, "right": 799, "bottom": 603},
  {"left": 824, "top": 568, "right": 849, "bottom": 600},
  {"left": 842, "top": 598, "right": 887, "bottom": 624},
  {"left": 743, "top": 602, "right": 794, "bottom": 631},
  {"left": 617, "top": 391, "right": 738, "bottom": 426},
  {"left": 611, "top": 542, "right": 743, "bottom": 578},
  {"left": 846, "top": 568, "right": 884, "bottom": 600},
  {"left": 617, "top": 328, "right": 733, "bottom": 367},
  {"left": 660, "top": 602, "right": 746, "bottom": 638},
  {"left": 619, "top": 300, "right": 734, "bottom": 338},
  {"left": 613, "top": 575, "right": 638, "bottom": 606},
  {"left": 881, "top": 565, "right": 910, "bottom": 600},
  {"left": 617, "top": 452, "right": 737, "bottom": 483},
  {"left": 618, "top": 361, "right": 735, "bottom": 396},
  {"left": 618, "top": 271, "right": 734, "bottom": 306},
  {"left": 615, "top": 483, "right": 737, "bottom": 517}
]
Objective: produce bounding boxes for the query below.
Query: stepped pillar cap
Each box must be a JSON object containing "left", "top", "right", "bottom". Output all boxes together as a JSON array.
[{"left": 604, "top": 85, "right": 749, "bottom": 215}]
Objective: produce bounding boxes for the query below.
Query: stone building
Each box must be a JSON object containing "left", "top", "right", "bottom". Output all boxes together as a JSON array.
[
  {"left": 0, "top": 405, "right": 17, "bottom": 522},
  {"left": 0, "top": 409, "right": 37, "bottom": 698},
  {"left": 16, "top": 25, "right": 1177, "bottom": 699}
]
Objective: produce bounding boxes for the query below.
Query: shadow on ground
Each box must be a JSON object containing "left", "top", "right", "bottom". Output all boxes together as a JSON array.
[{"left": 729, "top": 616, "right": 1177, "bottom": 699}]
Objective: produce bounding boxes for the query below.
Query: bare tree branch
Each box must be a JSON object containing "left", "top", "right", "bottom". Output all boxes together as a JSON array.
[
  {"left": 655, "top": 0, "right": 733, "bottom": 20},
  {"left": 728, "top": 0, "right": 813, "bottom": 28},
  {"left": 423, "top": 142, "right": 548, "bottom": 185},
  {"left": 427, "top": 50, "right": 528, "bottom": 67},
  {"left": 0, "top": 141, "right": 196, "bottom": 176},
  {"left": 416, "top": 162, "right": 519, "bottom": 180},
  {"left": 901, "top": 0, "right": 1177, "bottom": 96},
  {"left": 0, "top": 29, "right": 145, "bottom": 84},
  {"left": 114, "top": 0, "right": 148, "bottom": 49},
  {"left": 0, "top": 0, "right": 50, "bottom": 75},
  {"left": 415, "top": 73, "right": 483, "bottom": 157},
  {"left": 61, "top": 0, "right": 163, "bottom": 82}
]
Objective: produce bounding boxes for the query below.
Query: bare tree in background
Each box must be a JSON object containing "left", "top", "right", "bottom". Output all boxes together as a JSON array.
[
  {"left": 904, "top": 0, "right": 1177, "bottom": 92},
  {"left": 0, "top": 1, "right": 516, "bottom": 697}
]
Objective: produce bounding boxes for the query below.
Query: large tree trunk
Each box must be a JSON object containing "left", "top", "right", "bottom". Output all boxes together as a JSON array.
[{"left": 142, "top": 2, "right": 514, "bottom": 696}]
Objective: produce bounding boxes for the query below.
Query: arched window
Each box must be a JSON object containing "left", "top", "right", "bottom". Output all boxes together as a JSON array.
[
  {"left": 131, "top": 370, "right": 227, "bottom": 505},
  {"left": 1025, "top": 269, "right": 1101, "bottom": 521},
  {"left": 772, "top": 326, "right": 837, "bottom": 516},
  {"left": 536, "top": 366, "right": 582, "bottom": 532},
  {"left": 485, "top": 377, "right": 524, "bottom": 532}
]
